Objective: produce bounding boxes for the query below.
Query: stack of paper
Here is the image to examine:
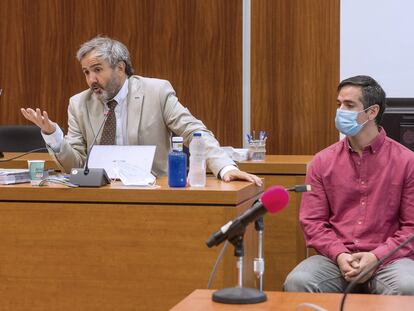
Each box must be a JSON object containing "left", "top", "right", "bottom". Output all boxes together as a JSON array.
[{"left": 0, "top": 169, "right": 30, "bottom": 185}]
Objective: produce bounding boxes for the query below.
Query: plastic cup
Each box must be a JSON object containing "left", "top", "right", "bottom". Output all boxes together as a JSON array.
[
  {"left": 248, "top": 140, "right": 266, "bottom": 161},
  {"left": 27, "top": 160, "right": 45, "bottom": 186}
]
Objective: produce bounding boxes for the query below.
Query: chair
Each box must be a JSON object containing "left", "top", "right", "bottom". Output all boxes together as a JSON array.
[{"left": 0, "top": 125, "right": 47, "bottom": 152}]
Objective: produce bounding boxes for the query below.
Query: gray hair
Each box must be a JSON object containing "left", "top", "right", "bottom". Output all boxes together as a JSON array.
[{"left": 76, "top": 36, "right": 134, "bottom": 77}]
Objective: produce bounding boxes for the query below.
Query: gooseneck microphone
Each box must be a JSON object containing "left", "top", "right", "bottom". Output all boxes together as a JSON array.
[
  {"left": 69, "top": 110, "right": 112, "bottom": 187},
  {"left": 206, "top": 186, "right": 290, "bottom": 248},
  {"left": 339, "top": 234, "right": 414, "bottom": 311},
  {"left": 83, "top": 110, "right": 112, "bottom": 175}
]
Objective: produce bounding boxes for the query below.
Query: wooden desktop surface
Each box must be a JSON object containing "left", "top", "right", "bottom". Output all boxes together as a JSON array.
[
  {"left": 0, "top": 177, "right": 262, "bottom": 311},
  {"left": 170, "top": 289, "right": 414, "bottom": 311},
  {"left": 0, "top": 153, "right": 313, "bottom": 174},
  {"left": 0, "top": 177, "right": 260, "bottom": 205},
  {"left": 0, "top": 152, "right": 59, "bottom": 169},
  {"left": 238, "top": 155, "right": 312, "bottom": 174}
]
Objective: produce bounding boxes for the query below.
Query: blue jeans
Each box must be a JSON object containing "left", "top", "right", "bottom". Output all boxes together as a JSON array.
[{"left": 284, "top": 255, "right": 414, "bottom": 295}]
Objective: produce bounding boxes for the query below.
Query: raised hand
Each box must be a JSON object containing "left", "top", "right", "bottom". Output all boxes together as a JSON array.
[{"left": 21, "top": 108, "right": 56, "bottom": 135}]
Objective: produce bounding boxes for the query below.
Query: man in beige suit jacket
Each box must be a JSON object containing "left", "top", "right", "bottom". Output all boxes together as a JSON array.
[{"left": 21, "top": 36, "right": 261, "bottom": 185}]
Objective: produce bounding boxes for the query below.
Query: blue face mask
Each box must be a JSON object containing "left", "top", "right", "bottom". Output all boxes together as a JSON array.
[{"left": 335, "top": 107, "right": 371, "bottom": 137}]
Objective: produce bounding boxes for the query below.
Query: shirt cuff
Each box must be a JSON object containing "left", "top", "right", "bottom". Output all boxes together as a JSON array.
[
  {"left": 371, "top": 245, "right": 390, "bottom": 263},
  {"left": 41, "top": 125, "right": 63, "bottom": 153},
  {"left": 327, "top": 243, "right": 350, "bottom": 262},
  {"left": 219, "top": 165, "right": 239, "bottom": 179}
]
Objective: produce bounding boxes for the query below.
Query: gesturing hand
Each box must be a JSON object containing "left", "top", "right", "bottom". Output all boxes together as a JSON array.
[{"left": 21, "top": 108, "right": 56, "bottom": 135}]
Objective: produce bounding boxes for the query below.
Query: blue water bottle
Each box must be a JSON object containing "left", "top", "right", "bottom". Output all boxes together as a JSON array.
[{"left": 168, "top": 136, "right": 187, "bottom": 187}]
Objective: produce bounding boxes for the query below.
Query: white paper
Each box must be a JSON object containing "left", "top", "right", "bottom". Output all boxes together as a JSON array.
[{"left": 88, "top": 145, "right": 156, "bottom": 179}]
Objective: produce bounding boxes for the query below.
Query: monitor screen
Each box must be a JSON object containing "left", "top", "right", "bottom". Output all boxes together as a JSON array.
[{"left": 380, "top": 98, "right": 414, "bottom": 151}]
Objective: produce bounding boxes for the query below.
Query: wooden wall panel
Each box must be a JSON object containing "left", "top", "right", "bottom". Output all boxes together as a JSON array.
[
  {"left": 0, "top": 0, "right": 242, "bottom": 147},
  {"left": 251, "top": 0, "right": 340, "bottom": 154}
]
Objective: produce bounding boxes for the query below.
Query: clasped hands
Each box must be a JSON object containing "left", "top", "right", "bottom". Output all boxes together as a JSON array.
[{"left": 337, "top": 252, "right": 379, "bottom": 283}]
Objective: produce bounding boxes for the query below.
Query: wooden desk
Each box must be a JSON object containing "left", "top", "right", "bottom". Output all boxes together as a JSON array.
[
  {"left": 238, "top": 155, "right": 312, "bottom": 175},
  {"left": 0, "top": 152, "right": 58, "bottom": 170},
  {"left": 238, "top": 155, "right": 313, "bottom": 291},
  {"left": 1, "top": 153, "right": 314, "bottom": 291},
  {"left": 170, "top": 289, "right": 414, "bottom": 311},
  {"left": 0, "top": 178, "right": 262, "bottom": 311}
]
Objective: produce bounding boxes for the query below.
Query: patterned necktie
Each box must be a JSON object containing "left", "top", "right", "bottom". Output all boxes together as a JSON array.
[{"left": 100, "top": 100, "right": 118, "bottom": 145}]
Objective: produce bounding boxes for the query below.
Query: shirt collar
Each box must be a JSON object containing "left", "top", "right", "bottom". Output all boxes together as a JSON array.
[
  {"left": 345, "top": 127, "right": 387, "bottom": 154},
  {"left": 106, "top": 78, "right": 129, "bottom": 106}
]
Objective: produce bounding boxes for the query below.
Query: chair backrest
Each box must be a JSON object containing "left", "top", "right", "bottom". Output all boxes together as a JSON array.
[{"left": 0, "top": 125, "right": 47, "bottom": 152}]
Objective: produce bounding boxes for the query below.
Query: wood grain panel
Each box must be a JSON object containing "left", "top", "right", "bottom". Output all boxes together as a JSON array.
[
  {"left": 0, "top": 0, "right": 242, "bottom": 146},
  {"left": 251, "top": 0, "right": 340, "bottom": 155},
  {"left": 0, "top": 186, "right": 261, "bottom": 310},
  {"left": 0, "top": 202, "right": 233, "bottom": 311}
]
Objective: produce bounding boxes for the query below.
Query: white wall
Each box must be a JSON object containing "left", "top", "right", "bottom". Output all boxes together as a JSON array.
[{"left": 341, "top": 0, "right": 414, "bottom": 98}]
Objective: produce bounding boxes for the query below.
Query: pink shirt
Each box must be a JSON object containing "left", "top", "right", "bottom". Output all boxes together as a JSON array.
[{"left": 301, "top": 128, "right": 414, "bottom": 264}]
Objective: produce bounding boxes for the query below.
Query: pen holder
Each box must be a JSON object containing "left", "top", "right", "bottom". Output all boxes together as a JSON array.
[{"left": 248, "top": 140, "right": 266, "bottom": 161}]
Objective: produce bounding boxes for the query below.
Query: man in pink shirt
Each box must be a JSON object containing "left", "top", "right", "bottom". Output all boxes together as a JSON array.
[{"left": 284, "top": 75, "right": 414, "bottom": 294}]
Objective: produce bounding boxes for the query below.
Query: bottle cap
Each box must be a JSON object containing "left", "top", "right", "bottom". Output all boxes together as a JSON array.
[{"left": 172, "top": 136, "right": 183, "bottom": 142}]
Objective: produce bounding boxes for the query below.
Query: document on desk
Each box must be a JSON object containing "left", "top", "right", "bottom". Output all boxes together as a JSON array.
[
  {"left": 88, "top": 145, "right": 156, "bottom": 180},
  {"left": 0, "top": 169, "right": 30, "bottom": 184}
]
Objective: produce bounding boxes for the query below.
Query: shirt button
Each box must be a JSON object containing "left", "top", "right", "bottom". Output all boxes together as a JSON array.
[
  {"left": 361, "top": 201, "right": 365, "bottom": 206},
  {"left": 358, "top": 221, "right": 362, "bottom": 225},
  {"left": 357, "top": 161, "right": 361, "bottom": 165},
  {"left": 361, "top": 181, "right": 365, "bottom": 185}
]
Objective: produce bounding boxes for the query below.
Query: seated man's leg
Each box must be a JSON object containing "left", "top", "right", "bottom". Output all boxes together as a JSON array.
[
  {"left": 369, "top": 258, "right": 414, "bottom": 295},
  {"left": 284, "top": 255, "right": 348, "bottom": 292}
]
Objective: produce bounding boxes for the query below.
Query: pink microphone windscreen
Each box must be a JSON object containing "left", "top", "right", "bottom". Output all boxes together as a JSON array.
[{"left": 260, "top": 186, "right": 289, "bottom": 214}]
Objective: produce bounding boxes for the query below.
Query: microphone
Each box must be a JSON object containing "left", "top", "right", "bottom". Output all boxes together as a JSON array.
[
  {"left": 287, "top": 184, "right": 311, "bottom": 192},
  {"left": 339, "top": 234, "right": 414, "bottom": 311},
  {"left": 206, "top": 186, "right": 289, "bottom": 248},
  {"left": 69, "top": 110, "right": 112, "bottom": 187}
]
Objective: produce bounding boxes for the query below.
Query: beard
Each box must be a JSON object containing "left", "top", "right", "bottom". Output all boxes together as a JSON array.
[{"left": 91, "top": 72, "right": 122, "bottom": 102}]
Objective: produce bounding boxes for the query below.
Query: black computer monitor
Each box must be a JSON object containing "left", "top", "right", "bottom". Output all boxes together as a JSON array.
[{"left": 380, "top": 98, "right": 414, "bottom": 151}]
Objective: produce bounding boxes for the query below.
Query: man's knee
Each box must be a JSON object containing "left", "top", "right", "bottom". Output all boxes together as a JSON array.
[
  {"left": 373, "top": 258, "right": 414, "bottom": 295},
  {"left": 284, "top": 269, "right": 315, "bottom": 292},
  {"left": 392, "top": 275, "right": 414, "bottom": 295}
]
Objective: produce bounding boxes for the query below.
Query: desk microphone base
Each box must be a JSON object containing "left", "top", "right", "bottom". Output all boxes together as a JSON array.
[
  {"left": 69, "top": 168, "right": 110, "bottom": 187},
  {"left": 212, "top": 287, "right": 267, "bottom": 304}
]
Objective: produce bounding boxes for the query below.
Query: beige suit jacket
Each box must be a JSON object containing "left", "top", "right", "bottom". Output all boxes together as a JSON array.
[{"left": 49, "top": 75, "right": 235, "bottom": 176}]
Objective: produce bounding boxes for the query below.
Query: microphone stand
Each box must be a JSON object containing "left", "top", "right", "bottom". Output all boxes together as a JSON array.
[
  {"left": 212, "top": 232, "right": 267, "bottom": 304},
  {"left": 69, "top": 110, "right": 112, "bottom": 187},
  {"left": 254, "top": 216, "right": 264, "bottom": 291}
]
